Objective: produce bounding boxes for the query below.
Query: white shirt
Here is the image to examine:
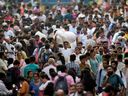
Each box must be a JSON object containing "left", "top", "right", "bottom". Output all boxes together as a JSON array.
[
  {"left": 59, "top": 48, "right": 73, "bottom": 63},
  {"left": 0, "top": 80, "right": 12, "bottom": 95},
  {"left": 115, "top": 69, "right": 127, "bottom": 88},
  {"left": 42, "top": 65, "right": 56, "bottom": 79},
  {"left": 39, "top": 80, "right": 52, "bottom": 90}
]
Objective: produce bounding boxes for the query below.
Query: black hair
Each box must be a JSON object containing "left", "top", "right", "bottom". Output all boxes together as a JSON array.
[
  {"left": 124, "top": 59, "right": 128, "bottom": 65},
  {"left": 70, "top": 54, "right": 76, "bottom": 62},
  {"left": 41, "top": 73, "right": 49, "bottom": 80},
  {"left": 79, "top": 55, "right": 86, "bottom": 60},
  {"left": 45, "top": 44, "right": 50, "bottom": 49},
  {"left": 0, "top": 72, "right": 6, "bottom": 80},
  {"left": 29, "top": 56, "right": 35, "bottom": 63},
  {"left": 111, "top": 60, "right": 118, "bottom": 65},
  {"left": 13, "top": 60, "right": 20, "bottom": 65},
  {"left": 59, "top": 65, "right": 67, "bottom": 73},
  {"left": 25, "top": 58, "right": 30, "bottom": 64},
  {"left": 117, "top": 54, "right": 123, "bottom": 61},
  {"left": 7, "top": 58, "right": 14, "bottom": 65}
]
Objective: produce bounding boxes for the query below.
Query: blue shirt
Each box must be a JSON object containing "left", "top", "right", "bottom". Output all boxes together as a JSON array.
[{"left": 30, "top": 81, "right": 42, "bottom": 96}]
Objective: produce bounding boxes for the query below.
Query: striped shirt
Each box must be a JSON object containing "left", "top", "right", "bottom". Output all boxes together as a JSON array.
[{"left": 66, "top": 62, "right": 81, "bottom": 76}]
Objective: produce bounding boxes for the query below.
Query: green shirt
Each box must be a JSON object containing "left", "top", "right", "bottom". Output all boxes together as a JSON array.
[{"left": 24, "top": 63, "right": 39, "bottom": 77}]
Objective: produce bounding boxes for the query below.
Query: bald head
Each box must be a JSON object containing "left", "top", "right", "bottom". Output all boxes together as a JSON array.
[{"left": 55, "top": 89, "right": 65, "bottom": 96}]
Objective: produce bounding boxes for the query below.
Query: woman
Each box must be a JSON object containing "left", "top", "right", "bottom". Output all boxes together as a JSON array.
[
  {"left": 39, "top": 73, "right": 54, "bottom": 96},
  {"left": 29, "top": 72, "right": 42, "bottom": 96},
  {"left": 18, "top": 76, "right": 29, "bottom": 96},
  {"left": 81, "top": 66, "right": 96, "bottom": 95},
  {"left": 16, "top": 52, "right": 26, "bottom": 68}
]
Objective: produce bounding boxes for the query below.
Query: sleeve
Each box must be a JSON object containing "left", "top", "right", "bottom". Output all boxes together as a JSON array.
[
  {"left": 0, "top": 83, "right": 12, "bottom": 94},
  {"left": 121, "top": 72, "right": 127, "bottom": 88},
  {"left": 19, "top": 82, "right": 27, "bottom": 94}
]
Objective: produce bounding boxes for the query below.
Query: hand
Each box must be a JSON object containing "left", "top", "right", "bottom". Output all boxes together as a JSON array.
[{"left": 31, "top": 90, "right": 35, "bottom": 94}]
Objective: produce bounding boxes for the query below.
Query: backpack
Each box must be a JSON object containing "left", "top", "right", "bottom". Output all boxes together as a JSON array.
[
  {"left": 41, "top": 51, "right": 53, "bottom": 63},
  {"left": 54, "top": 75, "right": 68, "bottom": 94}
]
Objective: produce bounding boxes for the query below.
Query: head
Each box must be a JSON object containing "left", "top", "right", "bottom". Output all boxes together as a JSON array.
[
  {"left": 0, "top": 72, "right": 6, "bottom": 81},
  {"left": 124, "top": 59, "right": 128, "bottom": 66},
  {"left": 48, "top": 58, "right": 55, "bottom": 65},
  {"left": 33, "top": 72, "right": 40, "bottom": 81},
  {"left": 79, "top": 55, "right": 87, "bottom": 64},
  {"left": 76, "top": 82, "right": 84, "bottom": 93},
  {"left": 75, "top": 47, "right": 81, "bottom": 55},
  {"left": 77, "top": 42, "right": 83, "bottom": 50},
  {"left": 102, "top": 59, "right": 109, "bottom": 69},
  {"left": 13, "top": 60, "right": 20, "bottom": 67},
  {"left": 55, "top": 89, "right": 65, "bottom": 96},
  {"left": 70, "top": 54, "right": 76, "bottom": 62},
  {"left": 107, "top": 65, "right": 114, "bottom": 76},
  {"left": 27, "top": 71, "right": 33, "bottom": 78},
  {"left": 40, "top": 73, "right": 49, "bottom": 83},
  {"left": 111, "top": 60, "right": 118, "bottom": 72},
  {"left": 59, "top": 65, "right": 67, "bottom": 73},
  {"left": 29, "top": 56, "right": 35, "bottom": 63},
  {"left": 69, "top": 84, "right": 76, "bottom": 94},
  {"left": 63, "top": 41, "right": 69, "bottom": 49}
]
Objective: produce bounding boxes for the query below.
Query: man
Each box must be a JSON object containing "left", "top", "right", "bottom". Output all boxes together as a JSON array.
[
  {"left": 79, "top": 54, "right": 90, "bottom": 71},
  {"left": 59, "top": 41, "right": 73, "bottom": 63},
  {"left": 42, "top": 58, "right": 56, "bottom": 79},
  {"left": 55, "top": 89, "right": 65, "bottom": 96},
  {"left": 96, "top": 59, "right": 109, "bottom": 93},
  {"left": 121, "top": 59, "right": 128, "bottom": 95},
  {"left": 111, "top": 60, "right": 127, "bottom": 88},
  {"left": 54, "top": 65, "right": 74, "bottom": 95},
  {"left": 66, "top": 54, "right": 81, "bottom": 76},
  {"left": 0, "top": 72, "right": 12, "bottom": 95},
  {"left": 24, "top": 56, "right": 39, "bottom": 77},
  {"left": 102, "top": 65, "right": 125, "bottom": 95}
]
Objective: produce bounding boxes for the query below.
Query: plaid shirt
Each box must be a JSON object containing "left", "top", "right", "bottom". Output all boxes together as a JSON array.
[{"left": 66, "top": 61, "right": 81, "bottom": 76}]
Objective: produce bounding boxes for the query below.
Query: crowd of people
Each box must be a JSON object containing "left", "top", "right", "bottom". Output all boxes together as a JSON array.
[{"left": 0, "top": 0, "right": 128, "bottom": 96}]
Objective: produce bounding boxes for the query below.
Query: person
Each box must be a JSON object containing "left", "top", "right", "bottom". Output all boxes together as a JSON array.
[
  {"left": 0, "top": 52, "right": 8, "bottom": 74},
  {"left": 59, "top": 41, "right": 74, "bottom": 63},
  {"left": 96, "top": 58, "right": 109, "bottom": 93},
  {"left": 55, "top": 89, "right": 65, "bottom": 96},
  {"left": 18, "top": 76, "right": 29, "bottom": 96},
  {"left": 54, "top": 65, "right": 74, "bottom": 95},
  {"left": 66, "top": 54, "right": 81, "bottom": 76},
  {"left": 29, "top": 72, "right": 42, "bottom": 96},
  {"left": 102, "top": 65, "right": 125, "bottom": 95},
  {"left": 24, "top": 56, "right": 39, "bottom": 78},
  {"left": 72, "top": 82, "right": 86, "bottom": 96},
  {"left": 121, "top": 58, "right": 128, "bottom": 95},
  {"left": 42, "top": 58, "right": 57, "bottom": 79},
  {"left": 7, "top": 60, "right": 20, "bottom": 87},
  {"left": 111, "top": 60, "right": 127, "bottom": 89},
  {"left": 0, "top": 72, "right": 12, "bottom": 95},
  {"left": 81, "top": 66, "right": 96, "bottom": 95},
  {"left": 39, "top": 73, "right": 54, "bottom": 96}
]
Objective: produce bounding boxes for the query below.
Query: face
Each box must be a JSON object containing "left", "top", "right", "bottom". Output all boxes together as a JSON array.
[
  {"left": 34, "top": 74, "right": 39, "bottom": 81},
  {"left": 28, "top": 71, "right": 33, "bottom": 78},
  {"left": 111, "top": 62, "right": 117, "bottom": 69},
  {"left": 63, "top": 42, "right": 68, "bottom": 49},
  {"left": 75, "top": 48, "right": 80, "bottom": 54},
  {"left": 76, "top": 83, "right": 84, "bottom": 93},
  {"left": 70, "top": 85, "right": 76, "bottom": 93},
  {"left": 103, "top": 60, "right": 108, "bottom": 69},
  {"left": 107, "top": 67, "right": 114, "bottom": 76}
]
